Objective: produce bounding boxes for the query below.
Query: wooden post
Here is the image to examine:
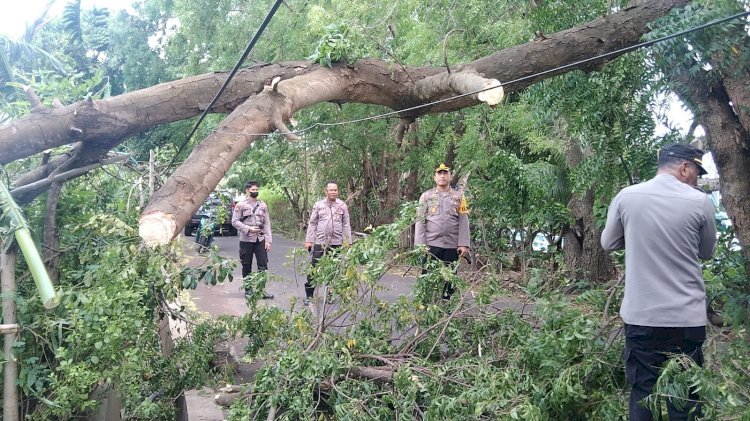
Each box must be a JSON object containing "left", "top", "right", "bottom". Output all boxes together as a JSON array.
[{"left": 2, "top": 248, "right": 20, "bottom": 421}]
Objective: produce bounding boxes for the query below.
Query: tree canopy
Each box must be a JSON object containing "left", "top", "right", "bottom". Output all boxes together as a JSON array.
[{"left": 1, "top": 0, "right": 749, "bottom": 419}]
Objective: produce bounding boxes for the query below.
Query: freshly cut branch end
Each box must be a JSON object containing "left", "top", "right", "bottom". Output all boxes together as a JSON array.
[
  {"left": 139, "top": 212, "right": 177, "bottom": 246},
  {"left": 413, "top": 71, "right": 505, "bottom": 107},
  {"left": 477, "top": 80, "right": 504, "bottom": 105}
]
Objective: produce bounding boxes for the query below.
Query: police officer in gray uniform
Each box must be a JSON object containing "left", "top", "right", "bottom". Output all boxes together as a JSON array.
[
  {"left": 415, "top": 163, "right": 470, "bottom": 299},
  {"left": 601, "top": 144, "right": 717, "bottom": 420},
  {"left": 231, "top": 181, "right": 274, "bottom": 299},
  {"left": 303, "top": 181, "right": 352, "bottom": 305}
]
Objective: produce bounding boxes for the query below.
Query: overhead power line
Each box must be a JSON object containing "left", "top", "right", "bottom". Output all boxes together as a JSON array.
[
  {"left": 192, "top": 10, "right": 750, "bottom": 148},
  {"left": 164, "top": 0, "right": 285, "bottom": 173}
]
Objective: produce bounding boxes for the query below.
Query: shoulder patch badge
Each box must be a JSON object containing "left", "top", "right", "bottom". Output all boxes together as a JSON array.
[{"left": 458, "top": 196, "right": 469, "bottom": 214}]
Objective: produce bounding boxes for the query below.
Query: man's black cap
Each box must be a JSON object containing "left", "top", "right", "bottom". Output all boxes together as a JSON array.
[{"left": 659, "top": 143, "right": 708, "bottom": 176}]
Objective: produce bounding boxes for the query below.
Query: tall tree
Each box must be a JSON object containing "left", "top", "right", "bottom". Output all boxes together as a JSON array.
[{"left": 648, "top": 0, "right": 750, "bottom": 269}]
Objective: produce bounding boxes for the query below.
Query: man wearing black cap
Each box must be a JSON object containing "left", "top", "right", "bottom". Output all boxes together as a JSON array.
[
  {"left": 415, "top": 163, "right": 470, "bottom": 299},
  {"left": 601, "top": 143, "right": 716, "bottom": 420},
  {"left": 231, "top": 181, "right": 274, "bottom": 300}
]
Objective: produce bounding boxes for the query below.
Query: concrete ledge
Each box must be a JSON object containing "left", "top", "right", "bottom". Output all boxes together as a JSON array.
[{"left": 184, "top": 388, "right": 225, "bottom": 421}]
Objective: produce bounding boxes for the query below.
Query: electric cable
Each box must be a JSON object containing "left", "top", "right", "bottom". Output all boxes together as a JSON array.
[
  {"left": 207, "top": 10, "right": 750, "bottom": 138},
  {"left": 164, "top": 0, "right": 285, "bottom": 174}
]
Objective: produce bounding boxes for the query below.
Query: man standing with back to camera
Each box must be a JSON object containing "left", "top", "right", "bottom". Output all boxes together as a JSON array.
[
  {"left": 232, "top": 181, "right": 274, "bottom": 300},
  {"left": 601, "top": 144, "right": 717, "bottom": 420}
]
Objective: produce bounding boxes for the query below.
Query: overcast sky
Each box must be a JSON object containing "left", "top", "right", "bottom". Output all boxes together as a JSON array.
[{"left": 0, "top": 0, "right": 135, "bottom": 38}]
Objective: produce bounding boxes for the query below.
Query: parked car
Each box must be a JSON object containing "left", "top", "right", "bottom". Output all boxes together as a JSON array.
[{"left": 184, "top": 191, "right": 237, "bottom": 236}]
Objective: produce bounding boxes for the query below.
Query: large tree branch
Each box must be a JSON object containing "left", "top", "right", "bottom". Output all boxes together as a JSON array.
[
  {"left": 138, "top": 0, "right": 691, "bottom": 245},
  {"left": 11, "top": 135, "right": 128, "bottom": 204},
  {"left": 139, "top": 67, "right": 353, "bottom": 244},
  {"left": 0, "top": 0, "right": 692, "bottom": 244},
  {"left": 0, "top": 62, "right": 312, "bottom": 164},
  {"left": 1, "top": 0, "right": 688, "bottom": 167},
  {"left": 10, "top": 155, "right": 130, "bottom": 200}
]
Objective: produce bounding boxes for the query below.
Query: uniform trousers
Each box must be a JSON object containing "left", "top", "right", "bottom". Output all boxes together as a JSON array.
[
  {"left": 305, "top": 244, "right": 340, "bottom": 299},
  {"left": 422, "top": 246, "right": 459, "bottom": 298},
  {"left": 624, "top": 324, "right": 705, "bottom": 421},
  {"left": 239, "top": 239, "right": 268, "bottom": 289}
]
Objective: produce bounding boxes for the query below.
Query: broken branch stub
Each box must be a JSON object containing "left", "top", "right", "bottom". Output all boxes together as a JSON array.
[
  {"left": 476, "top": 79, "right": 504, "bottom": 105},
  {"left": 412, "top": 70, "right": 504, "bottom": 106}
]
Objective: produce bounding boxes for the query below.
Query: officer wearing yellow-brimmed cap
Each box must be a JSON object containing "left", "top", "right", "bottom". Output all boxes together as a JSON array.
[
  {"left": 434, "top": 163, "right": 451, "bottom": 172},
  {"left": 415, "top": 163, "right": 470, "bottom": 299}
]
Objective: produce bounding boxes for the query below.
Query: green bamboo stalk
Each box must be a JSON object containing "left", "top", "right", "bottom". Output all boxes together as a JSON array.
[{"left": 0, "top": 176, "right": 59, "bottom": 309}]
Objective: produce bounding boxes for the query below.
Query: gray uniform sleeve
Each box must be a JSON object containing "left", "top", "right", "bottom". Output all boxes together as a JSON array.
[
  {"left": 414, "top": 192, "right": 427, "bottom": 246},
  {"left": 698, "top": 195, "right": 717, "bottom": 260},
  {"left": 601, "top": 193, "right": 625, "bottom": 251},
  {"left": 263, "top": 203, "right": 273, "bottom": 244},
  {"left": 231, "top": 202, "right": 247, "bottom": 234},
  {"left": 305, "top": 202, "right": 318, "bottom": 244}
]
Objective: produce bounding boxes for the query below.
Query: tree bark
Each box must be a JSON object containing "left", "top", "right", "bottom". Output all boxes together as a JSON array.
[
  {"left": 0, "top": 0, "right": 692, "bottom": 244},
  {"left": 404, "top": 128, "right": 420, "bottom": 202},
  {"left": 563, "top": 134, "right": 617, "bottom": 282},
  {"left": 43, "top": 182, "right": 63, "bottom": 283},
  {"left": 0, "top": 63, "right": 313, "bottom": 165}
]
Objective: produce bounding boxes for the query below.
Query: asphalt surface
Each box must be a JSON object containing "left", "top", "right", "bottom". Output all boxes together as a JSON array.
[
  {"left": 184, "top": 233, "right": 418, "bottom": 317},
  {"left": 181, "top": 232, "right": 527, "bottom": 419}
]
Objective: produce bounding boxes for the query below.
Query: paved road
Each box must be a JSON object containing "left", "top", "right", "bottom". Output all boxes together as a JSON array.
[
  {"left": 185, "top": 233, "right": 418, "bottom": 317},
  {"left": 181, "top": 233, "right": 527, "bottom": 419}
]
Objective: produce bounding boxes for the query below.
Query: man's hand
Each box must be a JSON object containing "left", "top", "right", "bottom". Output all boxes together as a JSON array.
[
  {"left": 304, "top": 242, "right": 313, "bottom": 251},
  {"left": 457, "top": 246, "right": 469, "bottom": 257},
  {"left": 265, "top": 242, "right": 272, "bottom": 252}
]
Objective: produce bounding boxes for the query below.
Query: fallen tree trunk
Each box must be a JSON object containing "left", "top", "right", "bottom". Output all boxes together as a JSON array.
[
  {"left": 0, "top": 0, "right": 691, "bottom": 244},
  {"left": 137, "top": 0, "right": 690, "bottom": 245}
]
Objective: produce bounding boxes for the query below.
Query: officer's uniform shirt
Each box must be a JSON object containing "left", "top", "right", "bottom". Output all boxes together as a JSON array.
[
  {"left": 231, "top": 199, "right": 273, "bottom": 243},
  {"left": 415, "top": 188, "right": 470, "bottom": 249},
  {"left": 601, "top": 174, "right": 716, "bottom": 327},
  {"left": 305, "top": 198, "right": 352, "bottom": 246}
]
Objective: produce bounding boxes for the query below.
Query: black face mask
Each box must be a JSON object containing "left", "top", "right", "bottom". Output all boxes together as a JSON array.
[{"left": 249, "top": 192, "right": 259, "bottom": 198}]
